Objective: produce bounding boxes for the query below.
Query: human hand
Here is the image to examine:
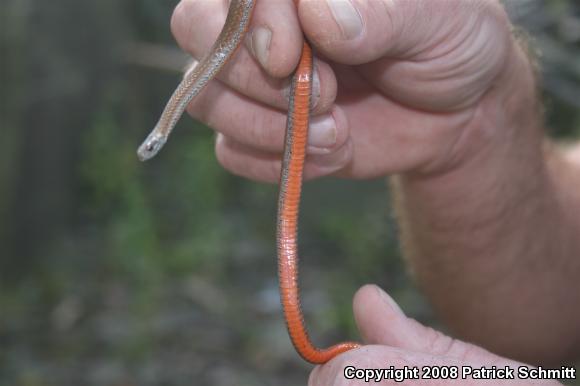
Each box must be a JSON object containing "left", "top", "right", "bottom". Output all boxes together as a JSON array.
[
  {"left": 308, "top": 285, "right": 561, "bottom": 386},
  {"left": 170, "top": 0, "right": 532, "bottom": 181}
]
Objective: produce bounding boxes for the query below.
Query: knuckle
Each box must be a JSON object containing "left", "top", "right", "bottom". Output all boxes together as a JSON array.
[
  {"left": 423, "top": 327, "right": 480, "bottom": 362},
  {"left": 424, "top": 325, "right": 456, "bottom": 355},
  {"left": 452, "top": 342, "right": 481, "bottom": 362}
]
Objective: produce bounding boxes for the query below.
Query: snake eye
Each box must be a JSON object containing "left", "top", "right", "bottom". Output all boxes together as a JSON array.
[
  {"left": 146, "top": 141, "right": 157, "bottom": 152},
  {"left": 137, "top": 133, "right": 167, "bottom": 162}
]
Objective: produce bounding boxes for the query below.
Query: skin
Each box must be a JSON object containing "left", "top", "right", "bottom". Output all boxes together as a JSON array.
[{"left": 170, "top": 0, "right": 580, "bottom": 383}]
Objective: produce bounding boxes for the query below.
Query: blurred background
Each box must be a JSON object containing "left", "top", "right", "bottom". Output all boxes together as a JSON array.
[{"left": 1, "top": 0, "right": 579, "bottom": 385}]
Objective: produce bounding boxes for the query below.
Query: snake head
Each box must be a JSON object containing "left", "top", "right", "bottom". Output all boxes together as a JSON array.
[{"left": 137, "top": 130, "right": 167, "bottom": 161}]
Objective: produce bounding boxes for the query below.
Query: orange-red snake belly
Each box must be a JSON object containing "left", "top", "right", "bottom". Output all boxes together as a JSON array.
[{"left": 137, "top": 0, "right": 360, "bottom": 364}]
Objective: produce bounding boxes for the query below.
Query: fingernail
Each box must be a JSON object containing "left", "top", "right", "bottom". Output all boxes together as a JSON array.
[
  {"left": 311, "top": 65, "right": 321, "bottom": 110},
  {"left": 248, "top": 26, "right": 272, "bottom": 68},
  {"left": 375, "top": 285, "right": 404, "bottom": 316},
  {"left": 308, "top": 114, "right": 336, "bottom": 152},
  {"left": 308, "top": 139, "right": 352, "bottom": 172},
  {"left": 283, "top": 67, "right": 320, "bottom": 108},
  {"left": 327, "top": 0, "right": 363, "bottom": 40}
]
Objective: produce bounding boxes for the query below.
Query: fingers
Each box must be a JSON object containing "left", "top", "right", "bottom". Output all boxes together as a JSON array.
[
  {"left": 183, "top": 56, "right": 337, "bottom": 118},
  {"left": 172, "top": 0, "right": 301, "bottom": 77},
  {"left": 244, "top": 0, "right": 303, "bottom": 77},
  {"left": 171, "top": 0, "right": 289, "bottom": 110},
  {"left": 186, "top": 76, "right": 348, "bottom": 152},
  {"left": 172, "top": 0, "right": 337, "bottom": 113},
  {"left": 171, "top": 0, "right": 350, "bottom": 180},
  {"left": 215, "top": 132, "right": 353, "bottom": 183}
]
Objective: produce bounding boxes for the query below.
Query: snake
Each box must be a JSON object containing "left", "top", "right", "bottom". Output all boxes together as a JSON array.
[{"left": 137, "top": 0, "right": 360, "bottom": 364}]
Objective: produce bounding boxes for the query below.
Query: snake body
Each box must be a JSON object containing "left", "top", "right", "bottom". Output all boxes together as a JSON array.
[
  {"left": 137, "top": 0, "right": 360, "bottom": 364},
  {"left": 137, "top": 0, "right": 255, "bottom": 161}
]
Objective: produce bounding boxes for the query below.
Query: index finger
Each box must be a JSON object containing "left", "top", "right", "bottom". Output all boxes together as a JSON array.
[
  {"left": 171, "top": 0, "right": 303, "bottom": 78},
  {"left": 170, "top": 0, "right": 340, "bottom": 113}
]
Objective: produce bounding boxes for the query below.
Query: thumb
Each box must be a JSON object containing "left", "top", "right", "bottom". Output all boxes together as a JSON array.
[
  {"left": 298, "top": 0, "right": 511, "bottom": 65},
  {"left": 309, "top": 285, "right": 552, "bottom": 386},
  {"left": 353, "top": 284, "right": 495, "bottom": 361}
]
